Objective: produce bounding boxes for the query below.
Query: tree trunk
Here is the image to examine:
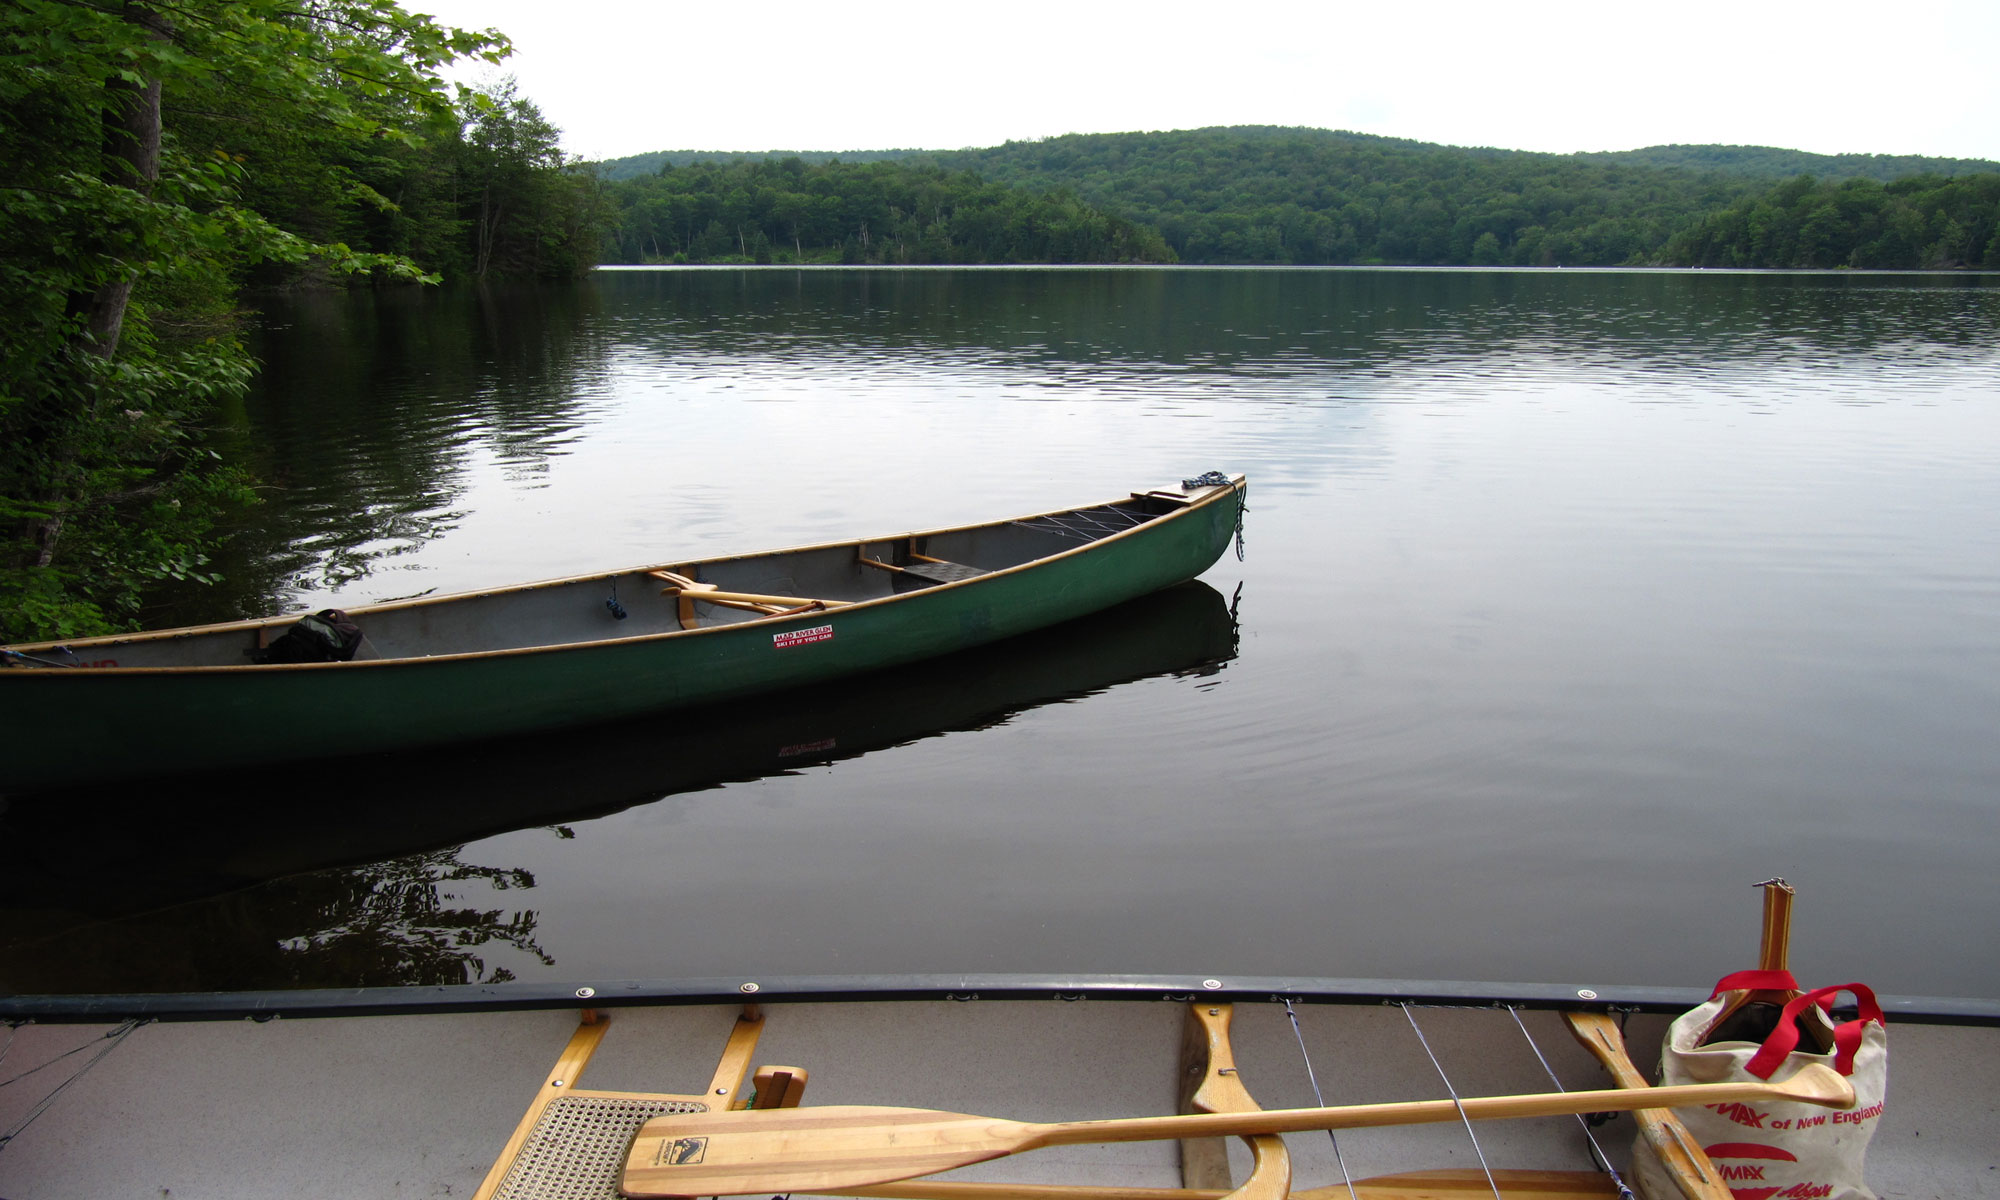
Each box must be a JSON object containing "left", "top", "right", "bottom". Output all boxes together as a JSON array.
[
  {"left": 71, "top": 4, "right": 168, "bottom": 361},
  {"left": 26, "top": 4, "right": 169, "bottom": 569},
  {"left": 475, "top": 185, "right": 503, "bottom": 275}
]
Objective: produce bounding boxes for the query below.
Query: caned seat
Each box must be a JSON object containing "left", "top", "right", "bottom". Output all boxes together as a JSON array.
[{"left": 475, "top": 1007, "right": 793, "bottom": 1200}]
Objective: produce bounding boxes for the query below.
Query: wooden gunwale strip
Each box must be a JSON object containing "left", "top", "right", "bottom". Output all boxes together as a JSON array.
[{"left": 0, "top": 477, "right": 1244, "bottom": 670}]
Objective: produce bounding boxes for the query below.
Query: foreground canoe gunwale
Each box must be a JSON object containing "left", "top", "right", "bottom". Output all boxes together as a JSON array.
[
  {"left": 1, "top": 477, "right": 1244, "bottom": 674},
  {"left": 7, "top": 969, "right": 1994, "bottom": 1025}
]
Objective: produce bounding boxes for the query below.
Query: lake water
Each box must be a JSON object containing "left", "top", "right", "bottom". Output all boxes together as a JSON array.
[{"left": 4, "top": 267, "right": 1998, "bottom": 1002}]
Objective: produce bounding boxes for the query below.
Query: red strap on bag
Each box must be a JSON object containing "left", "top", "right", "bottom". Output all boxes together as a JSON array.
[
  {"left": 1709, "top": 969, "right": 1799, "bottom": 997},
  {"left": 1743, "top": 983, "right": 1885, "bottom": 1080}
]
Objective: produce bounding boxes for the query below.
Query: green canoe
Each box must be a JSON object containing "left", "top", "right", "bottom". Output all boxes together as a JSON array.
[{"left": 0, "top": 475, "right": 1246, "bottom": 789}]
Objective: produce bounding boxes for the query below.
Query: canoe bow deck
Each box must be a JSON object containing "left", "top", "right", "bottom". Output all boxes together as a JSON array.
[{"left": 0, "top": 475, "right": 1246, "bottom": 788}]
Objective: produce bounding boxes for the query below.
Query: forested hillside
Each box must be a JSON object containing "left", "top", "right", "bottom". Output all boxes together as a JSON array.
[
  {"left": 928, "top": 126, "right": 1748, "bottom": 266},
  {"left": 1663, "top": 174, "right": 2000, "bottom": 268},
  {"left": 596, "top": 148, "right": 920, "bottom": 181},
  {"left": 605, "top": 158, "right": 1173, "bottom": 264},
  {"left": 1578, "top": 145, "right": 1999, "bottom": 182},
  {"left": 595, "top": 126, "right": 2000, "bottom": 270}
]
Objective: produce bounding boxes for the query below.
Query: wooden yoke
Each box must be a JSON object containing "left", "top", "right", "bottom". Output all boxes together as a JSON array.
[{"left": 1177, "top": 1004, "right": 1291, "bottom": 1200}]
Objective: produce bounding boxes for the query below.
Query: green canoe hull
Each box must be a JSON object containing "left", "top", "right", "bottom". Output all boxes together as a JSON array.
[{"left": 1, "top": 478, "right": 1244, "bottom": 788}]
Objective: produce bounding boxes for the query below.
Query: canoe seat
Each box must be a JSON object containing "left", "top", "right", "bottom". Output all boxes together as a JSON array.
[
  {"left": 474, "top": 1006, "right": 801, "bottom": 1200},
  {"left": 897, "top": 558, "right": 987, "bottom": 585},
  {"left": 858, "top": 549, "right": 990, "bottom": 586}
]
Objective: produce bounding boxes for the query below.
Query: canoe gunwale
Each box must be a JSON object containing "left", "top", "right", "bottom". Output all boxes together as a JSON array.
[
  {"left": 0, "top": 477, "right": 1246, "bottom": 675},
  {"left": 5, "top": 970, "right": 1994, "bottom": 1025}
]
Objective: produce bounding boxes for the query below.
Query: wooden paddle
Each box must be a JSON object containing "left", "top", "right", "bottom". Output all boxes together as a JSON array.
[{"left": 620, "top": 1064, "right": 1854, "bottom": 1197}]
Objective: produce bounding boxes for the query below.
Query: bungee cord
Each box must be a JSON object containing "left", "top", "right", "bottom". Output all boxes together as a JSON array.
[
  {"left": 0, "top": 1018, "right": 148, "bottom": 1154},
  {"left": 1399, "top": 1003, "right": 1504, "bottom": 1200},
  {"left": 1281, "top": 998, "right": 1360, "bottom": 1200},
  {"left": 1504, "top": 1006, "right": 1637, "bottom": 1200}
]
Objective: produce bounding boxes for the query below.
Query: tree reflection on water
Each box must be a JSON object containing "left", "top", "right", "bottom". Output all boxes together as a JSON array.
[
  {"left": 0, "top": 845, "right": 552, "bottom": 993},
  {"left": 274, "top": 850, "right": 552, "bottom": 987}
]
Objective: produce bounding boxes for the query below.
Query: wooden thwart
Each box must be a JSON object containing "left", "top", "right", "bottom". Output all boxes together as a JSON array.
[
  {"left": 619, "top": 1066, "right": 1855, "bottom": 1197},
  {"left": 1176, "top": 1004, "right": 1290, "bottom": 1200},
  {"left": 1564, "top": 1013, "right": 1730, "bottom": 1200}
]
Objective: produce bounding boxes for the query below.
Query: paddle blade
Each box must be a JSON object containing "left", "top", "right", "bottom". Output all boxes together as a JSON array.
[
  {"left": 1772, "top": 1062, "right": 1855, "bottom": 1108},
  {"left": 622, "top": 1105, "right": 1038, "bottom": 1198}
]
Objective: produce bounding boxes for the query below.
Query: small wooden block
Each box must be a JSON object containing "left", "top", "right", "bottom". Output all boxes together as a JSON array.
[{"left": 752, "top": 1064, "right": 810, "bottom": 1109}]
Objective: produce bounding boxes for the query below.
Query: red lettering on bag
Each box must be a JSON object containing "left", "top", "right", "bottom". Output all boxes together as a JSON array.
[
  {"left": 1706, "top": 1143, "right": 1798, "bottom": 1162},
  {"left": 1795, "top": 1114, "right": 1826, "bottom": 1128},
  {"left": 1833, "top": 1102, "right": 1883, "bottom": 1124},
  {"left": 1719, "top": 1165, "right": 1767, "bottom": 1181},
  {"left": 1775, "top": 1184, "right": 1834, "bottom": 1199},
  {"left": 1706, "top": 1102, "right": 1770, "bottom": 1129}
]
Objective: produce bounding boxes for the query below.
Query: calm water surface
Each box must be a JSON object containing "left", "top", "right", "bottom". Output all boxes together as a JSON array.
[{"left": 4, "top": 268, "right": 1998, "bottom": 1000}]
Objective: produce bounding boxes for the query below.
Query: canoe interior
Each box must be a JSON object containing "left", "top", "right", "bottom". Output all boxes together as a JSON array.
[
  {"left": 1, "top": 996, "right": 1992, "bottom": 1200},
  {"left": 3, "top": 491, "right": 1197, "bottom": 670}
]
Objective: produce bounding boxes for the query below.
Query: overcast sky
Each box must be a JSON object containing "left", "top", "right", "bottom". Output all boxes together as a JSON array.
[{"left": 411, "top": 0, "right": 2000, "bottom": 165}]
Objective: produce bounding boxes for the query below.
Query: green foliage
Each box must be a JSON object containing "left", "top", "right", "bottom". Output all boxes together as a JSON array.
[
  {"left": 593, "top": 147, "right": 922, "bottom": 182},
  {"left": 596, "top": 129, "right": 2000, "bottom": 270},
  {"left": 602, "top": 158, "right": 1174, "bottom": 265},
  {"left": 459, "top": 79, "right": 610, "bottom": 277},
  {"left": 922, "top": 126, "right": 1755, "bottom": 266},
  {"left": 1578, "top": 144, "right": 2000, "bottom": 182},
  {"left": 0, "top": 0, "right": 522, "bottom": 642},
  {"left": 1662, "top": 174, "right": 2000, "bottom": 268}
]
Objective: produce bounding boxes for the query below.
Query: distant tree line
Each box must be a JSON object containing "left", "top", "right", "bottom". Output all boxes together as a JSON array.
[
  {"left": 595, "top": 127, "right": 2000, "bottom": 271},
  {"left": 1661, "top": 174, "right": 2000, "bottom": 269},
  {"left": 603, "top": 158, "right": 1173, "bottom": 264},
  {"left": 1575, "top": 144, "right": 2000, "bottom": 182},
  {"left": 925, "top": 127, "right": 1742, "bottom": 267}
]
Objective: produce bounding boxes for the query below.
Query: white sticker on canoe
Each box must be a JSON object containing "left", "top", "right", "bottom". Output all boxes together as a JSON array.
[{"left": 773, "top": 624, "right": 834, "bottom": 649}]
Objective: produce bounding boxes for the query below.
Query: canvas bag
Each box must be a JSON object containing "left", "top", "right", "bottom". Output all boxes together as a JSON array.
[{"left": 1633, "top": 970, "right": 1887, "bottom": 1200}]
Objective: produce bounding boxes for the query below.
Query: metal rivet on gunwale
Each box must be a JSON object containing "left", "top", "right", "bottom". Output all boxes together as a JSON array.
[
  {"left": 1202, "top": 979, "right": 1224, "bottom": 990},
  {"left": 574, "top": 987, "right": 596, "bottom": 999},
  {"left": 740, "top": 982, "right": 760, "bottom": 994},
  {"left": 1577, "top": 989, "right": 1599, "bottom": 1001}
]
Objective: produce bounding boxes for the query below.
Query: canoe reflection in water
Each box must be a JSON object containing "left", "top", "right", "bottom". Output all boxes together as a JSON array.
[{"left": 0, "top": 581, "right": 1238, "bottom": 992}]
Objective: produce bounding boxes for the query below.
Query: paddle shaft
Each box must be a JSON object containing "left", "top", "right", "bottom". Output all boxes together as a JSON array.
[
  {"left": 1019, "top": 1067, "right": 1851, "bottom": 1146},
  {"left": 671, "top": 588, "right": 850, "bottom": 610}
]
